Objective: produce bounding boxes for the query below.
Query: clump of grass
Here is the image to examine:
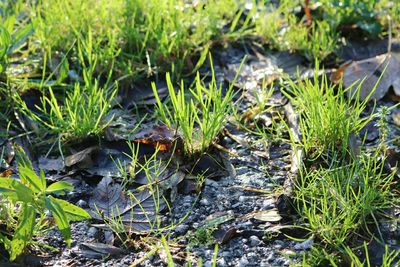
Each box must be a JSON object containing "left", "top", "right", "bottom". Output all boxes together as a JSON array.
[
  {"left": 153, "top": 56, "right": 240, "bottom": 155},
  {"left": 18, "top": 37, "right": 117, "bottom": 143},
  {"left": 295, "top": 154, "right": 397, "bottom": 266},
  {"left": 282, "top": 65, "right": 374, "bottom": 159}
]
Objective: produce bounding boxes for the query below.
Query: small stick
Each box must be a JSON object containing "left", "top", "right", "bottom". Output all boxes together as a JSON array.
[
  {"left": 304, "top": 0, "right": 312, "bottom": 25},
  {"left": 283, "top": 103, "right": 303, "bottom": 197}
]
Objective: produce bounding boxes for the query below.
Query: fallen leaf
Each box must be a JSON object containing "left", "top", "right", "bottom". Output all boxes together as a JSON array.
[
  {"left": 213, "top": 227, "right": 238, "bottom": 244},
  {"left": 89, "top": 176, "right": 127, "bottom": 220},
  {"left": 64, "top": 146, "right": 99, "bottom": 168},
  {"left": 78, "top": 242, "right": 125, "bottom": 259},
  {"left": 245, "top": 209, "right": 282, "bottom": 222},
  {"left": 0, "top": 169, "right": 12, "bottom": 177},
  {"left": 90, "top": 176, "right": 167, "bottom": 233},
  {"left": 334, "top": 53, "right": 400, "bottom": 101},
  {"left": 203, "top": 211, "right": 235, "bottom": 228},
  {"left": 39, "top": 156, "right": 64, "bottom": 171}
]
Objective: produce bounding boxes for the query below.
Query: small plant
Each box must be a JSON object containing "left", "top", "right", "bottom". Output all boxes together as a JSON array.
[
  {"left": 0, "top": 150, "right": 91, "bottom": 260},
  {"left": 153, "top": 56, "right": 241, "bottom": 155},
  {"left": 282, "top": 64, "right": 374, "bottom": 159},
  {"left": 187, "top": 226, "right": 217, "bottom": 248},
  {"left": 295, "top": 154, "right": 396, "bottom": 266},
  {"left": 18, "top": 37, "right": 117, "bottom": 143}
]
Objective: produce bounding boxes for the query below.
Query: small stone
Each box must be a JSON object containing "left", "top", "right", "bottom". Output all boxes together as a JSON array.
[
  {"left": 200, "top": 198, "right": 210, "bottom": 206},
  {"left": 87, "top": 227, "right": 97, "bottom": 237},
  {"left": 262, "top": 198, "right": 274, "bottom": 209},
  {"left": 217, "top": 258, "right": 226, "bottom": 266},
  {"left": 76, "top": 199, "right": 87, "bottom": 208},
  {"left": 239, "top": 256, "right": 249, "bottom": 267},
  {"left": 274, "top": 240, "right": 284, "bottom": 249},
  {"left": 205, "top": 179, "right": 218, "bottom": 187},
  {"left": 266, "top": 252, "right": 275, "bottom": 262},
  {"left": 238, "top": 196, "right": 246, "bottom": 202},
  {"left": 249, "top": 235, "right": 260, "bottom": 246},
  {"left": 204, "top": 260, "right": 212, "bottom": 267},
  {"left": 294, "top": 238, "right": 313, "bottom": 250},
  {"left": 222, "top": 251, "right": 230, "bottom": 257},
  {"left": 175, "top": 224, "right": 189, "bottom": 235}
]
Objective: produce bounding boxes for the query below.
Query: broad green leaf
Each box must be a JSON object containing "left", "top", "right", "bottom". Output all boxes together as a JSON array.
[
  {"left": 45, "top": 196, "right": 71, "bottom": 247},
  {"left": 0, "top": 178, "right": 34, "bottom": 202},
  {"left": 19, "top": 165, "right": 46, "bottom": 193},
  {"left": 10, "top": 204, "right": 35, "bottom": 261},
  {"left": 51, "top": 197, "right": 91, "bottom": 221},
  {"left": 46, "top": 181, "right": 73, "bottom": 196}
]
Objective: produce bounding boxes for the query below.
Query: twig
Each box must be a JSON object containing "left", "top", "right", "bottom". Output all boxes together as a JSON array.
[{"left": 283, "top": 103, "right": 303, "bottom": 197}]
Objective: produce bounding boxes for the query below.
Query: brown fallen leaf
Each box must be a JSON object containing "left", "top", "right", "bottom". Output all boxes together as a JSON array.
[
  {"left": 0, "top": 169, "right": 12, "bottom": 177},
  {"left": 213, "top": 227, "right": 238, "bottom": 244},
  {"left": 333, "top": 53, "right": 400, "bottom": 101},
  {"left": 64, "top": 146, "right": 99, "bottom": 168},
  {"left": 133, "top": 124, "right": 183, "bottom": 154}
]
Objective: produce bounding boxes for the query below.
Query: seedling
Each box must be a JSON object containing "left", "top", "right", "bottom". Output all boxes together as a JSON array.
[
  {"left": 0, "top": 150, "right": 91, "bottom": 260},
  {"left": 18, "top": 37, "right": 117, "bottom": 143},
  {"left": 282, "top": 63, "right": 375, "bottom": 159},
  {"left": 153, "top": 55, "right": 242, "bottom": 155}
]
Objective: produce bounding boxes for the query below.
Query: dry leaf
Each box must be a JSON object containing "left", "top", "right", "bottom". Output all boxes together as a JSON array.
[
  {"left": 89, "top": 176, "right": 127, "bottom": 220},
  {"left": 78, "top": 242, "right": 125, "bottom": 258},
  {"left": 334, "top": 53, "right": 400, "bottom": 101},
  {"left": 64, "top": 146, "right": 99, "bottom": 168},
  {"left": 246, "top": 208, "right": 282, "bottom": 222}
]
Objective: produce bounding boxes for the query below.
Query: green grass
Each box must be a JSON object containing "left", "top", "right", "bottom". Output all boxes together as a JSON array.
[
  {"left": 282, "top": 64, "right": 374, "bottom": 159},
  {"left": 0, "top": 149, "right": 90, "bottom": 260},
  {"left": 32, "top": 0, "right": 251, "bottom": 80},
  {"left": 153, "top": 56, "right": 240, "bottom": 155},
  {"left": 17, "top": 36, "right": 117, "bottom": 143}
]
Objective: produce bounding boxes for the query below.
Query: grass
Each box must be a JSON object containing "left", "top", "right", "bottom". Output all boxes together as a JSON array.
[
  {"left": 153, "top": 56, "right": 240, "bottom": 155},
  {"left": 32, "top": 0, "right": 252, "bottom": 81},
  {"left": 17, "top": 35, "right": 117, "bottom": 144},
  {"left": 282, "top": 64, "right": 375, "bottom": 159},
  {"left": 1, "top": 0, "right": 400, "bottom": 265},
  {"left": 278, "top": 63, "right": 400, "bottom": 265}
]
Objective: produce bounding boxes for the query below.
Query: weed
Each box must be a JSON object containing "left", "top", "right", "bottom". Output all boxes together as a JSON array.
[
  {"left": 294, "top": 153, "right": 397, "bottom": 266},
  {"left": 18, "top": 38, "right": 117, "bottom": 143},
  {"left": 187, "top": 226, "right": 217, "bottom": 248},
  {"left": 0, "top": 149, "right": 90, "bottom": 260},
  {"left": 153, "top": 55, "right": 241, "bottom": 155},
  {"left": 282, "top": 64, "right": 374, "bottom": 159}
]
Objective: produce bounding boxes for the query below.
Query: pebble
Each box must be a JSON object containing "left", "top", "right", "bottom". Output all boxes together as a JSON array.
[
  {"left": 175, "top": 224, "right": 189, "bottom": 235},
  {"left": 217, "top": 258, "right": 226, "bottom": 266},
  {"left": 87, "top": 227, "right": 97, "bottom": 238},
  {"left": 239, "top": 256, "right": 249, "bottom": 267},
  {"left": 76, "top": 199, "right": 87, "bottom": 208},
  {"left": 249, "top": 235, "right": 261, "bottom": 246},
  {"left": 205, "top": 179, "right": 218, "bottom": 187},
  {"left": 238, "top": 196, "right": 246, "bottom": 202},
  {"left": 200, "top": 198, "right": 210, "bottom": 206},
  {"left": 262, "top": 198, "right": 275, "bottom": 209}
]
